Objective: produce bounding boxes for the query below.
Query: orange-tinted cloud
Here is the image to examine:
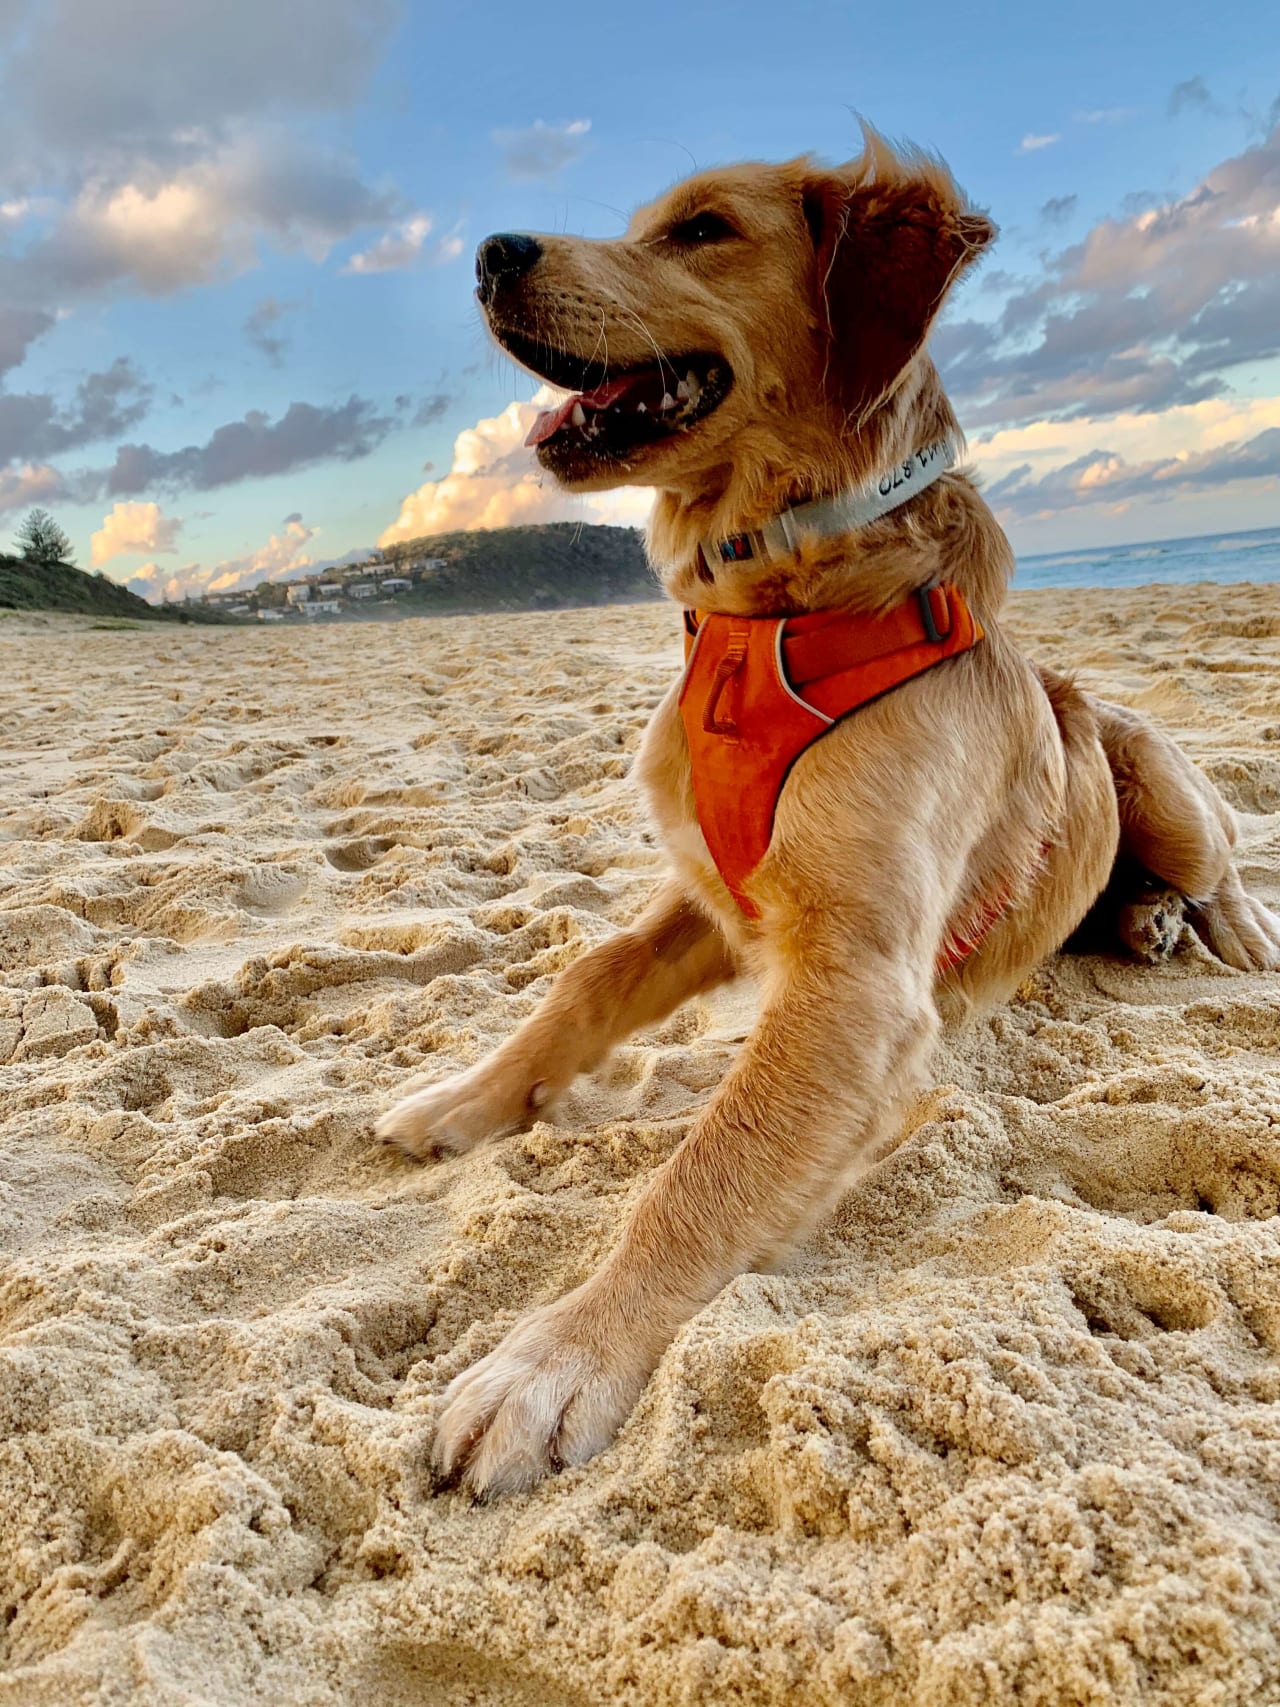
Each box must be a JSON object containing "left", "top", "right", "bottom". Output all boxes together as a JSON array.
[
  {"left": 379, "top": 397, "right": 650, "bottom": 546},
  {"left": 90, "top": 499, "right": 182, "bottom": 565}
]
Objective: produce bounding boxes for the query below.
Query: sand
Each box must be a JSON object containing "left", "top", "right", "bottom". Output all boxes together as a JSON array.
[{"left": 1, "top": 585, "right": 1278, "bottom": 1707}]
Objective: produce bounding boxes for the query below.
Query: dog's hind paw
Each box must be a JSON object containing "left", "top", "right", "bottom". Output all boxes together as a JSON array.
[{"left": 1117, "top": 886, "right": 1186, "bottom": 963}]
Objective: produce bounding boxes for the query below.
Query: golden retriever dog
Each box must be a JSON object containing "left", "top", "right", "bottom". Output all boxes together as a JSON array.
[{"left": 376, "top": 128, "right": 1280, "bottom": 1495}]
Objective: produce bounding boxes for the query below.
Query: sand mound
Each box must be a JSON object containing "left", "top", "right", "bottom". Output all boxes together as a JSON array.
[{"left": 1, "top": 588, "right": 1278, "bottom": 1706}]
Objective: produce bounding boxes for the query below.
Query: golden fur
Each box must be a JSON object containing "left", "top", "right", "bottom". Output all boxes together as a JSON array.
[{"left": 376, "top": 130, "right": 1280, "bottom": 1495}]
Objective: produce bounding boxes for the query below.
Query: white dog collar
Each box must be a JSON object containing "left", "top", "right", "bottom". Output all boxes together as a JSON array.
[{"left": 699, "top": 437, "right": 957, "bottom": 571}]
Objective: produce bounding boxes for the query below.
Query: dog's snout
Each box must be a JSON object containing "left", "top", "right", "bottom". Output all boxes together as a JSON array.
[{"left": 476, "top": 233, "right": 542, "bottom": 302}]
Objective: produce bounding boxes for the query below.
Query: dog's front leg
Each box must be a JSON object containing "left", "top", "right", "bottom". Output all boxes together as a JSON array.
[
  {"left": 433, "top": 939, "right": 939, "bottom": 1495},
  {"left": 376, "top": 882, "right": 735, "bottom": 1158}
]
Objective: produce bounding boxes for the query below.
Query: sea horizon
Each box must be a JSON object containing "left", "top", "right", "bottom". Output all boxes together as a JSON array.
[{"left": 1016, "top": 521, "right": 1280, "bottom": 589}]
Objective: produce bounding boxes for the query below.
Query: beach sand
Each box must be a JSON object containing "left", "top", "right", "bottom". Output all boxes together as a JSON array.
[{"left": 2, "top": 586, "right": 1278, "bottom": 1706}]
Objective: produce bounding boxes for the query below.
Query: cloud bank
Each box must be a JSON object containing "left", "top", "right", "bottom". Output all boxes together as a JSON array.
[{"left": 379, "top": 395, "right": 650, "bottom": 545}]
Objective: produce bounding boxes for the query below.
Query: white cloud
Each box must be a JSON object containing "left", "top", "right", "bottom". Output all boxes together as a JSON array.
[
  {"left": 1018, "top": 132, "right": 1061, "bottom": 153},
  {"left": 938, "top": 120, "right": 1280, "bottom": 429},
  {"left": 125, "top": 515, "right": 318, "bottom": 602},
  {"left": 205, "top": 515, "right": 317, "bottom": 593},
  {"left": 0, "top": 0, "right": 398, "bottom": 172},
  {"left": 378, "top": 393, "right": 650, "bottom": 545},
  {"left": 28, "top": 133, "right": 399, "bottom": 296},
  {"left": 1074, "top": 107, "right": 1135, "bottom": 125},
  {"left": 493, "top": 118, "right": 591, "bottom": 180},
  {"left": 972, "top": 396, "right": 1280, "bottom": 525},
  {"left": 973, "top": 396, "right": 1280, "bottom": 481},
  {"left": 90, "top": 499, "right": 182, "bottom": 565},
  {"left": 125, "top": 560, "right": 189, "bottom": 600},
  {"left": 0, "top": 461, "right": 66, "bottom": 516},
  {"left": 343, "top": 213, "right": 462, "bottom": 275}
]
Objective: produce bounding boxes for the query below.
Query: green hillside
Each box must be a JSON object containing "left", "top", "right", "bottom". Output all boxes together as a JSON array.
[
  {"left": 0, "top": 554, "right": 231, "bottom": 623},
  {"left": 378, "top": 522, "right": 660, "bottom": 613}
]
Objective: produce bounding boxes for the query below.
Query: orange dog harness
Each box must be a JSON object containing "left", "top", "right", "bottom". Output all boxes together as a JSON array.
[{"left": 679, "top": 583, "right": 985, "bottom": 931}]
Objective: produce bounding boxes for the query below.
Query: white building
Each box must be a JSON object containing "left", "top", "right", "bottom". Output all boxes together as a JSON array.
[
  {"left": 300, "top": 599, "right": 343, "bottom": 617},
  {"left": 258, "top": 609, "right": 285, "bottom": 622},
  {"left": 348, "top": 582, "right": 378, "bottom": 598},
  {"left": 286, "top": 584, "right": 313, "bottom": 606},
  {"left": 381, "top": 577, "right": 412, "bottom": 592}
]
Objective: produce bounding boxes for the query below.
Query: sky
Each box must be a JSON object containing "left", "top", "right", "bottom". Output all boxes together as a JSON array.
[{"left": 1, "top": 0, "right": 1279, "bottom": 601}]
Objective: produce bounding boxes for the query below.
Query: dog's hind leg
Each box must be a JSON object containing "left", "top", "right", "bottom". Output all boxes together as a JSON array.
[
  {"left": 375, "top": 882, "right": 736, "bottom": 1159},
  {"left": 1087, "top": 694, "right": 1280, "bottom": 971}
]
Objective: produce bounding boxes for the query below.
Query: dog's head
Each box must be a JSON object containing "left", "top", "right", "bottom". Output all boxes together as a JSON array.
[{"left": 476, "top": 129, "right": 994, "bottom": 501}]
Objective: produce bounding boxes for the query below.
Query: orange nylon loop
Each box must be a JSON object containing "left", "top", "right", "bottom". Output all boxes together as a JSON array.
[
  {"left": 924, "top": 583, "right": 952, "bottom": 641},
  {"left": 702, "top": 624, "right": 750, "bottom": 735}
]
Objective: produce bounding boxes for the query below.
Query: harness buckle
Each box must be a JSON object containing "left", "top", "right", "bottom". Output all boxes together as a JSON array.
[{"left": 917, "top": 582, "right": 950, "bottom": 644}]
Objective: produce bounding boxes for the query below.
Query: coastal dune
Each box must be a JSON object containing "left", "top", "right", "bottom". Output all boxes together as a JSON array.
[{"left": 1, "top": 585, "right": 1278, "bottom": 1706}]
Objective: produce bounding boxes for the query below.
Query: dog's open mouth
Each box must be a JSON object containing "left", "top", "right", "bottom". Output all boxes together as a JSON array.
[
  {"left": 524, "top": 356, "right": 730, "bottom": 452},
  {"left": 495, "top": 331, "right": 731, "bottom": 461}
]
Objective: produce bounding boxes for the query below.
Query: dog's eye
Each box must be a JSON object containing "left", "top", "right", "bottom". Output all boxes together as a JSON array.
[{"left": 668, "top": 211, "right": 736, "bottom": 246}]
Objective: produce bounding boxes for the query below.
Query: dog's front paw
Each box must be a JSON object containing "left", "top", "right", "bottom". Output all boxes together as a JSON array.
[
  {"left": 433, "top": 1296, "right": 652, "bottom": 1496},
  {"left": 1192, "top": 871, "right": 1280, "bottom": 972},
  {"left": 375, "top": 1058, "right": 551, "bottom": 1160}
]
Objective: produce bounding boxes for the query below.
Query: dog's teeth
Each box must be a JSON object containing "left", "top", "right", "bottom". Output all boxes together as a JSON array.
[
  {"left": 660, "top": 393, "right": 676, "bottom": 411},
  {"left": 676, "top": 379, "right": 691, "bottom": 401},
  {"left": 571, "top": 402, "right": 586, "bottom": 427}
]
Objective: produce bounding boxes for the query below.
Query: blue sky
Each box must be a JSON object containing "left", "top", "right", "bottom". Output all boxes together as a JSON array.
[{"left": 1, "top": 0, "right": 1278, "bottom": 597}]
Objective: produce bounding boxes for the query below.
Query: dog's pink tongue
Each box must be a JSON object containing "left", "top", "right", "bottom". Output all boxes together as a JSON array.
[
  {"left": 525, "top": 398, "right": 575, "bottom": 447},
  {"left": 524, "top": 374, "right": 639, "bottom": 447}
]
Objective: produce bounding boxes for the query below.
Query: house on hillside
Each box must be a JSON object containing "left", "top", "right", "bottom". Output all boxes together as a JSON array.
[
  {"left": 300, "top": 599, "right": 342, "bottom": 618},
  {"left": 258, "top": 609, "right": 285, "bottom": 622},
  {"left": 348, "top": 582, "right": 378, "bottom": 599},
  {"left": 286, "top": 584, "right": 314, "bottom": 606},
  {"left": 381, "top": 577, "right": 411, "bottom": 592}
]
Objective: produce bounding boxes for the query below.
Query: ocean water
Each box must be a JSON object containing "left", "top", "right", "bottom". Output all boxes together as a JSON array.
[{"left": 1016, "top": 524, "right": 1280, "bottom": 590}]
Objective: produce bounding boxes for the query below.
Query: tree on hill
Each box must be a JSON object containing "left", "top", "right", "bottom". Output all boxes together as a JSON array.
[{"left": 14, "top": 507, "right": 75, "bottom": 566}]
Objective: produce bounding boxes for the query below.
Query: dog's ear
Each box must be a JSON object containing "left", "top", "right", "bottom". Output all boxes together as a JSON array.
[{"left": 802, "top": 152, "right": 995, "bottom": 419}]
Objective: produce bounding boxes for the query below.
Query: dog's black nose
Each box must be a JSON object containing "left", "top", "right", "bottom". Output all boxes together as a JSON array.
[{"left": 475, "top": 233, "right": 542, "bottom": 300}]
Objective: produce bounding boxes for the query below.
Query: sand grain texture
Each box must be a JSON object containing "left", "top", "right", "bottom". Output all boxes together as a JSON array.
[{"left": 2, "top": 587, "right": 1279, "bottom": 1706}]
